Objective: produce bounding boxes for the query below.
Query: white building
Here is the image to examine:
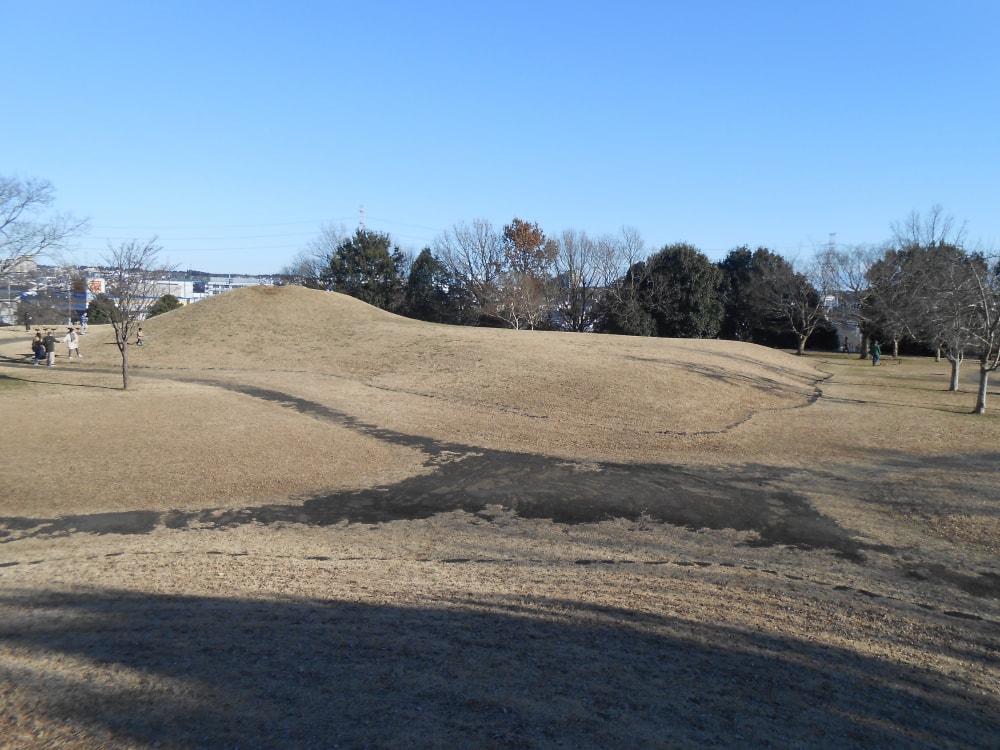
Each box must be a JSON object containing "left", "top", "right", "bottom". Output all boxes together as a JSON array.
[{"left": 205, "top": 276, "right": 272, "bottom": 296}]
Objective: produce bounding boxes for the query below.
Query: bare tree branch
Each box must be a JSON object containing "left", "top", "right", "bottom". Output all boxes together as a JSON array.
[
  {"left": 102, "top": 238, "right": 174, "bottom": 390},
  {"left": 0, "top": 176, "right": 88, "bottom": 278}
]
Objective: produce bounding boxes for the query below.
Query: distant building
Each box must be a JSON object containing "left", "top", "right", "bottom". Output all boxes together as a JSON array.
[
  {"left": 205, "top": 276, "right": 273, "bottom": 296},
  {"left": 2, "top": 269, "right": 269, "bottom": 325},
  {"left": 823, "top": 290, "right": 862, "bottom": 353},
  {"left": 150, "top": 279, "right": 203, "bottom": 304}
]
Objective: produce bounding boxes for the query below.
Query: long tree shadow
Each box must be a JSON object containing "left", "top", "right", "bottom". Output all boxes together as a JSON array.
[
  {"left": 1, "top": 588, "right": 995, "bottom": 749},
  {"left": 175, "top": 380, "right": 880, "bottom": 559},
  {"left": 0, "top": 452, "right": 878, "bottom": 561},
  {"left": 7, "top": 381, "right": 1000, "bottom": 597}
]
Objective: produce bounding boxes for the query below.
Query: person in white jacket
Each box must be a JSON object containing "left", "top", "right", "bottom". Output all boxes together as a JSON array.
[{"left": 61, "top": 327, "right": 83, "bottom": 360}]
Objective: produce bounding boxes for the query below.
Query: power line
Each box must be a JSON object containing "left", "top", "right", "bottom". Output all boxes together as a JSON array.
[
  {"left": 88, "top": 218, "right": 355, "bottom": 231},
  {"left": 88, "top": 232, "right": 318, "bottom": 242}
]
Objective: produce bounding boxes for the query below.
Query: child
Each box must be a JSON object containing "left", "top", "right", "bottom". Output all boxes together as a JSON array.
[
  {"left": 31, "top": 332, "right": 44, "bottom": 365},
  {"left": 62, "top": 327, "right": 83, "bottom": 359}
]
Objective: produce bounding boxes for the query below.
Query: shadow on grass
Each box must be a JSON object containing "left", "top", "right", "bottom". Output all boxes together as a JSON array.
[
  {"left": 1, "top": 587, "right": 996, "bottom": 749},
  {"left": 0, "top": 366, "right": 123, "bottom": 390},
  {"left": 0, "top": 451, "right": 877, "bottom": 561}
]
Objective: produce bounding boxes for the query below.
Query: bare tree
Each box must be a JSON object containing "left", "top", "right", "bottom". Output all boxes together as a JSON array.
[
  {"left": 891, "top": 204, "right": 966, "bottom": 251},
  {"left": 434, "top": 219, "right": 505, "bottom": 324},
  {"left": 864, "top": 248, "right": 925, "bottom": 360},
  {"left": 816, "top": 243, "right": 880, "bottom": 357},
  {"left": 552, "top": 227, "right": 640, "bottom": 332},
  {"left": 281, "top": 223, "right": 348, "bottom": 288},
  {"left": 909, "top": 244, "right": 982, "bottom": 390},
  {"left": 968, "top": 252, "right": 1000, "bottom": 413},
  {"left": 102, "top": 238, "right": 173, "bottom": 390},
  {"left": 873, "top": 208, "right": 975, "bottom": 383},
  {"left": 552, "top": 229, "right": 597, "bottom": 331},
  {"left": 0, "top": 176, "right": 88, "bottom": 279},
  {"left": 280, "top": 247, "right": 333, "bottom": 289},
  {"left": 592, "top": 227, "right": 648, "bottom": 334},
  {"left": 498, "top": 218, "right": 558, "bottom": 330},
  {"left": 750, "top": 250, "right": 829, "bottom": 355}
]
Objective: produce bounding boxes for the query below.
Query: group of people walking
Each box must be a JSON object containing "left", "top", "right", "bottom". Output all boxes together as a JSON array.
[{"left": 31, "top": 327, "right": 82, "bottom": 366}]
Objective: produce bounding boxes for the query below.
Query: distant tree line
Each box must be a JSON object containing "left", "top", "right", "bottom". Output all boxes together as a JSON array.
[
  {"left": 5, "top": 172, "right": 996, "bottom": 409},
  {"left": 279, "top": 207, "right": 1000, "bottom": 413}
]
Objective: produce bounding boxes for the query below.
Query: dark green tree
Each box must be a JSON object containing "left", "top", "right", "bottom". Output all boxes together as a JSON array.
[
  {"left": 86, "top": 293, "right": 116, "bottom": 324},
  {"left": 325, "top": 228, "right": 406, "bottom": 311},
  {"left": 718, "top": 246, "right": 764, "bottom": 342},
  {"left": 405, "top": 248, "right": 476, "bottom": 324},
  {"left": 146, "top": 293, "right": 183, "bottom": 318},
  {"left": 646, "top": 243, "right": 724, "bottom": 338},
  {"left": 594, "top": 260, "right": 657, "bottom": 336}
]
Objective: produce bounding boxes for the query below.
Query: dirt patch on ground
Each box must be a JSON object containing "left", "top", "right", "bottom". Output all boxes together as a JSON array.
[{"left": 0, "top": 286, "right": 998, "bottom": 748}]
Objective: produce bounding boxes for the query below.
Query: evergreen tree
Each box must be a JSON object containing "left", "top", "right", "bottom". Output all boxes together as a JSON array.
[
  {"left": 718, "top": 246, "right": 763, "bottom": 341},
  {"left": 325, "top": 228, "right": 406, "bottom": 312},
  {"left": 646, "top": 243, "right": 724, "bottom": 338},
  {"left": 405, "top": 248, "right": 475, "bottom": 324},
  {"left": 146, "top": 293, "right": 183, "bottom": 318}
]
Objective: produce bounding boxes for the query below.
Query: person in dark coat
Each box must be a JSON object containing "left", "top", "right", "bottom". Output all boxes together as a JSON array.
[
  {"left": 42, "top": 329, "right": 57, "bottom": 367},
  {"left": 31, "top": 331, "right": 44, "bottom": 365}
]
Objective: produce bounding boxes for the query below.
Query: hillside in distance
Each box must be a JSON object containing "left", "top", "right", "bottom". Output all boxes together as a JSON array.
[{"left": 135, "top": 286, "right": 826, "bottom": 461}]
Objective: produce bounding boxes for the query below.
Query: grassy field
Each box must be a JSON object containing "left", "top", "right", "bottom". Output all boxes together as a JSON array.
[{"left": 0, "top": 285, "right": 998, "bottom": 749}]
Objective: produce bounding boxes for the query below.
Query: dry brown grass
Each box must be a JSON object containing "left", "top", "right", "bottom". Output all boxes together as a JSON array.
[{"left": 0, "top": 285, "right": 998, "bottom": 749}]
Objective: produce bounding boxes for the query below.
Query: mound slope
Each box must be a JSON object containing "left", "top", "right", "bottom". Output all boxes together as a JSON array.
[
  {"left": 139, "top": 285, "right": 825, "bottom": 444},
  {"left": 0, "top": 285, "right": 827, "bottom": 514}
]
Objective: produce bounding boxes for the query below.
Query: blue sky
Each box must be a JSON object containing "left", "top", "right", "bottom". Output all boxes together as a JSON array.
[{"left": 3, "top": 1, "right": 998, "bottom": 274}]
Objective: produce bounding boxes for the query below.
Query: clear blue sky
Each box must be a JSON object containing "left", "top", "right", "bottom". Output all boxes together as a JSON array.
[{"left": 3, "top": 1, "right": 998, "bottom": 275}]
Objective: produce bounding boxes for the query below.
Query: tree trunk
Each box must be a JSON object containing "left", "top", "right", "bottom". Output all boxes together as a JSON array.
[
  {"left": 796, "top": 334, "right": 807, "bottom": 355},
  {"left": 974, "top": 365, "right": 990, "bottom": 414},
  {"left": 859, "top": 333, "right": 869, "bottom": 360},
  {"left": 120, "top": 344, "right": 130, "bottom": 390},
  {"left": 947, "top": 355, "right": 962, "bottom": 392},
  {"left": 935, "top": 347, "right": 942, "bottom": 363}
]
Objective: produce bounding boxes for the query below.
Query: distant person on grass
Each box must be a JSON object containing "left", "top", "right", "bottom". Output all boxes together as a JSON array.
[
  {"left": 871, "top": 341, "right": 881, "bottom": 367},
  {"left": 61, "top": 327, "right": 82, "bottom": 360},
  {"left": 136, "top": 327, "right": 144, "bottom": 346},
  {"left": 80, "top": 312, "right": 88, "bottom": 334},
  {"left": 42, "top": 329, "right": 57, "bottom": 367}
]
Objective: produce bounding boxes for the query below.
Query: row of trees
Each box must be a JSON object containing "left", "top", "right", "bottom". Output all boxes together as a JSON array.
[
  {"left": 281, "top": 209, "right": 1000, "bottom": 413},
  {"left": 4, "top": 175, "right": 997, "bottom": 409},
  {"left": 821, "top": 210, "right": 1000, "bottom": 414},
  {"left": 282, "top": 220, "right": 837, "bottom": 348}
]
